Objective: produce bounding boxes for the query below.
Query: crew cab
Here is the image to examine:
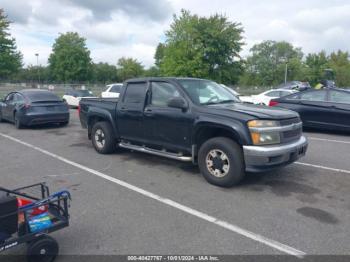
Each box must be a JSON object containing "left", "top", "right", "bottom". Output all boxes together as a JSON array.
[{"left": 79, "top": 78, "right": 308, "bottom": 187}]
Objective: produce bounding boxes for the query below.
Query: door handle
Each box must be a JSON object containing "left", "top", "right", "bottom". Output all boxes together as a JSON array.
[{"left": 145, "top": 108, "right": 152, "bottom": 113}]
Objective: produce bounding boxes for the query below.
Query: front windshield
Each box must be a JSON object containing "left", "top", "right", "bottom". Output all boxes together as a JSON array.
[{"left": 178, "top": 79, "right": 240, "bottom": 105}]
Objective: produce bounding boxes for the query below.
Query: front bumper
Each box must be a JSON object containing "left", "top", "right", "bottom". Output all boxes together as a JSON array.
[{"left": 243, "top": 136, "right": 308, "bottom": 172}]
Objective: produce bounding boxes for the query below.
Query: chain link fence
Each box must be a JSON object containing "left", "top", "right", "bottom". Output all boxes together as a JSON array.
[
  {"left": 0, "top": 82, "right": 108, "bottom": 99},
  {"left": 0, "top": 82, "right": 272, "bottom": 100}
]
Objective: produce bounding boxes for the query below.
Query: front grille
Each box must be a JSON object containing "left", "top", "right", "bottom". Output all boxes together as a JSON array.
[
  {"left": 280, "top": 117, "right": 300, "bottom": 126},
  {"left": 280, "top": 118, "right": 302, "bottom": 143}
]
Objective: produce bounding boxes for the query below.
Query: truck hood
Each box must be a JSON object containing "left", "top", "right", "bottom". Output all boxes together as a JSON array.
[{"left": 207, "top": 102, "right": 299, "bottom": 120}]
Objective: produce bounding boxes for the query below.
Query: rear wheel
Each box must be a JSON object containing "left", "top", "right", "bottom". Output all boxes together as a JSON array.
[
  {"left": 0, "top": 111, "right": 3, "bottom": 122},
  {"left": 198, "top": 137, "right": 245, "bottom": 187},
  {"left": 91, "top": 121, "right": 116, "bottom": 154},
  {"left": 27, "top": 235, "right": 59, "bottom": 262},
  {"left": 14, "top": 112, "right": 23, "bottom": 129}
]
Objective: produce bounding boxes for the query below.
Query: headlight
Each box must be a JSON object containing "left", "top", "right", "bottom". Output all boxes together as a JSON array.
[
  {"left": 247, "top": 120, "right": 279, "bottom": 128},
  {"left": 248, "top": 120, "right": 281, "bottom": 145},
  {"left": 250, "top": 132, "right": 280, "bottom": 145}
]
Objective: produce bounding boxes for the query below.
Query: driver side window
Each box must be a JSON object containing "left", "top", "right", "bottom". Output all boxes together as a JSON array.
[{"left": 151, "top": 82, "right": 181, "bottom": 107}]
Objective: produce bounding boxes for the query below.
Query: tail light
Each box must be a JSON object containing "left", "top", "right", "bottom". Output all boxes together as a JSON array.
[
  {"left": 269, "top": 100, "right": 279, "bottom": 107},
  {"left": 77, "top": 104, "right": 81, "bottom": 115}
]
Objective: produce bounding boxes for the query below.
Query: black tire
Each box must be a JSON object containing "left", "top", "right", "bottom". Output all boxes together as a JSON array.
[
  {"left": 14, "top": 112, "right": 23, "bottom": 129},
  {"left": 91, "top": 121, "right": 116, "bottom": 154},
  {"left": 27, "top": 235, "right": 59, "bottom": 262},
  {"left": 0, "top": 111, "right": 3, "bottom": 122},
  {"left": 198, "top": 137, "right": 245, "bottom": 187}
]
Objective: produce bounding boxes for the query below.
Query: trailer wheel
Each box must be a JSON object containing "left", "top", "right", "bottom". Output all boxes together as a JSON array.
[{"left": 27, "top": 235, "right": 59, "bottom": 262}]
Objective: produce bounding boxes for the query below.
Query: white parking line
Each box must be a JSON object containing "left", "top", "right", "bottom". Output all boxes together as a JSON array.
[
  {"left": 296, "top": 162, "right": 350, "bottom": 174},
  {"left": 308, "top": 137, "right": 350, "bottom": 145},
  {"left": 0, "top": 132, "right": 305, "bottom": 258}
]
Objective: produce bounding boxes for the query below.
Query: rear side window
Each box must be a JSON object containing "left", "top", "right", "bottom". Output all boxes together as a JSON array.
[
  {"left": 14, "top": 93, "right": 24, "bottom": 102},
  {"left": 265, "top": 91, "right": 280, "bottom": 97},
  {"left": 300, "top": 90, "right": 327, "bottom": 102},
  {"left": 123, "top": 82, "right": 147, "bottom": 104},
  {"left": 280, "top": 91, "right": 292, "bottom": 97},
  {"left": 329, "top": 90, "right": 350, "bottom": 104},
  {"left": 111, "top": 85, "right": 121, "bottom": 93}
]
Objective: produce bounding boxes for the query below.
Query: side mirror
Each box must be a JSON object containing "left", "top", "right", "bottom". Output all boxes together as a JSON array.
[{"left": 167, "top": 97, "right": 188, "bottom": 110}]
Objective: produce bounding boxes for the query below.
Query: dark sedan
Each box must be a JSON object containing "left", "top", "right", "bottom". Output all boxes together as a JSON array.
[
  {"left": 0, "top": 89, "right": 70, "bottom": 129},
  {"left": 269, "top": 88, "right": 350, "bottom": 131}
]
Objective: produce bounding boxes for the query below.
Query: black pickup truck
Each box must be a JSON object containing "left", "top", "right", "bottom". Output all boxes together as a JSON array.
[{"left": 79, "top": 78, "right": 308, "bottom": 187}]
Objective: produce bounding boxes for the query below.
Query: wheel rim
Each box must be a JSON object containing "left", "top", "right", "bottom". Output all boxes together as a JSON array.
[
  {"left": 94, "top": 129, "right": 105, "bottom": 149},
  {"left": 206, "top": 149, "right": 230, "bottom": 178}
]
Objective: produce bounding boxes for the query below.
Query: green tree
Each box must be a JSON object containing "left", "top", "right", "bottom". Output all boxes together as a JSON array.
[
  {"left": 303, "top": 51, "right": 329, "bottom": 86},
  {"left": 48, "top": 32, "right": 92, "bottom": 82},
  {"left": 328, "top": 50, "right": 350, "bottom": 87},
  {"left": 92, "top": 62, "right": 118, "bottom": 83},
  {"left": 144, "top": 66, "right": 160, "bottom": 77},
  {"left": 117, "top": 57, "right": 144, "bottom": 81},
  {"left": 241, "top": 40, "right": 303, "bottom": 86},
  {"left": 15, "top": 65, "right": 50, "bottom": 82},
  {"left": 0, "top": 9, "right": 22, "bottom": 79},
  {"left": 158, "top": 10, "right": 244, "bottom": 84}
]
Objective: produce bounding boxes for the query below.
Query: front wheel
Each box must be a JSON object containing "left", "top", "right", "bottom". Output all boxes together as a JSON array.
[
  {"left": 198, "top": 137, "right": 245, "bottom": 187},
  {"left": 91, "top": 121, "right": 116, "bottom": 154},
  {"left": 27, "top": 235, "right": 59, "bottom": 262}
]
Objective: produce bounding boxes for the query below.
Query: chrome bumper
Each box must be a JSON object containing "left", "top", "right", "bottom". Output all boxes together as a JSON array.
[{"left": 243, "top": 136, "right": 308, "bottom": 172}]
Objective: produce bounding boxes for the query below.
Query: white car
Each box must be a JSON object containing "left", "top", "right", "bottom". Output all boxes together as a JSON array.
[
  {"left": 241, "top": 89, "right": 297, "bottom": 105},
  {"left": 63, "top": 90, "right": 95, "bottom": 108},
  {"left": 101, "top": 83, "right": 123, "bottom": 98}
]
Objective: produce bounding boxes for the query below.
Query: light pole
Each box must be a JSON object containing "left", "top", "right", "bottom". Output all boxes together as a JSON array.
[
  {"left": 35, "top": 53, "right": 40, "bottom": 87},
  {"left": 284, "top": 62, "right": 288, "bottom": 84},
  {"left": 281, "top": 57, "right": 288, "bottom": 84}
]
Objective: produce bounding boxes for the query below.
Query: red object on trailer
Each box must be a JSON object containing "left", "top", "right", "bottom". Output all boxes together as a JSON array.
[{"left": 17, "top": 198, "right": 48, "bottom": 216}]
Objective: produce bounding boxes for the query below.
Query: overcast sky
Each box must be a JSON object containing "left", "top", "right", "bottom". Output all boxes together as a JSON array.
[{"left": 2, "top": 0, "right": 350, "bottom": 67}]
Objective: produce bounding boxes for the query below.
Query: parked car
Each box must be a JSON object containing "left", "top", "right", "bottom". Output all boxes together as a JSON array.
[
  {"left": 101, "top": 83, "right": 123, "bottom": 98},
  {"left": 79, "top": 77, "right": 308, "bottom": 187},
  {"left": 269, "top": 88, "right": 350, "bottom": 131},
  {"left": 276, "top": 81, "right": 311, "bottom": 91},
  {"left": 241, "top": 89, "right": 297, "bottom": 105},
  {"left": 63, "top": 90, "right": 95, "bottom": 108},
  {"left": 0, "top": 89, "right": 70, "bottom": 129}
]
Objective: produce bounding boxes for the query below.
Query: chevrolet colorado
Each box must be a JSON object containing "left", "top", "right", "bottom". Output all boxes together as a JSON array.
[{"left": 79, "top": 78, "right": 308, "bottom": 187}]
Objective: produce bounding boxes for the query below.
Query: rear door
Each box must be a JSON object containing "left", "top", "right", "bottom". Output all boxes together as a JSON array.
[
  {"left": 117, "top": 81, "right": 148, "bottom": 142},
  {"left": 327, "top": 90, "right": 350, "bottom": 129},
  {"left": 297, "top": 90, "right": 331, "bottom": 128},
  {"left": 2, "top": 93, "right": 16, "bottom": 120}
]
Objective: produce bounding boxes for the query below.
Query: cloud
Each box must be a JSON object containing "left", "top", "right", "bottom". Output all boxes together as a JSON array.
[
  {"left": 3, "top": 0, "right": 350, "bottom": 68},
  {"left": 65, "top": 0, "right": 173, "bottom": 22},
  {"left": 1, "top": 0, "right": 33, "bottom": 24}
]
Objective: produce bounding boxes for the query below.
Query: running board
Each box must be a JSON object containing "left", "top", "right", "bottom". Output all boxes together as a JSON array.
[{"left": 119, "top": 142, "right": 192, "bottom": 162}]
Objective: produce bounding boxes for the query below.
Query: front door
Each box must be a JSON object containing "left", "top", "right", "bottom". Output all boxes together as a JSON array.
[{"left": 143, "top": 81, "right": 193, "bottom": 153}]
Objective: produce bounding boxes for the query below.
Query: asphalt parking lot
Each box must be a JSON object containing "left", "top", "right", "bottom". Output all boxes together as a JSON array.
[{"left": 1, "top": 110, "right": 350, "bottom": 259}]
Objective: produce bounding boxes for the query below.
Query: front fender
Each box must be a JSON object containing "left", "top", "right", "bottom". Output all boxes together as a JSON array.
[
  {"left": 192, "top": 115, "right": 251, "bottom": 146},
  {"left": 87, "top": 107, "right": 119, "bottom": 138}
]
